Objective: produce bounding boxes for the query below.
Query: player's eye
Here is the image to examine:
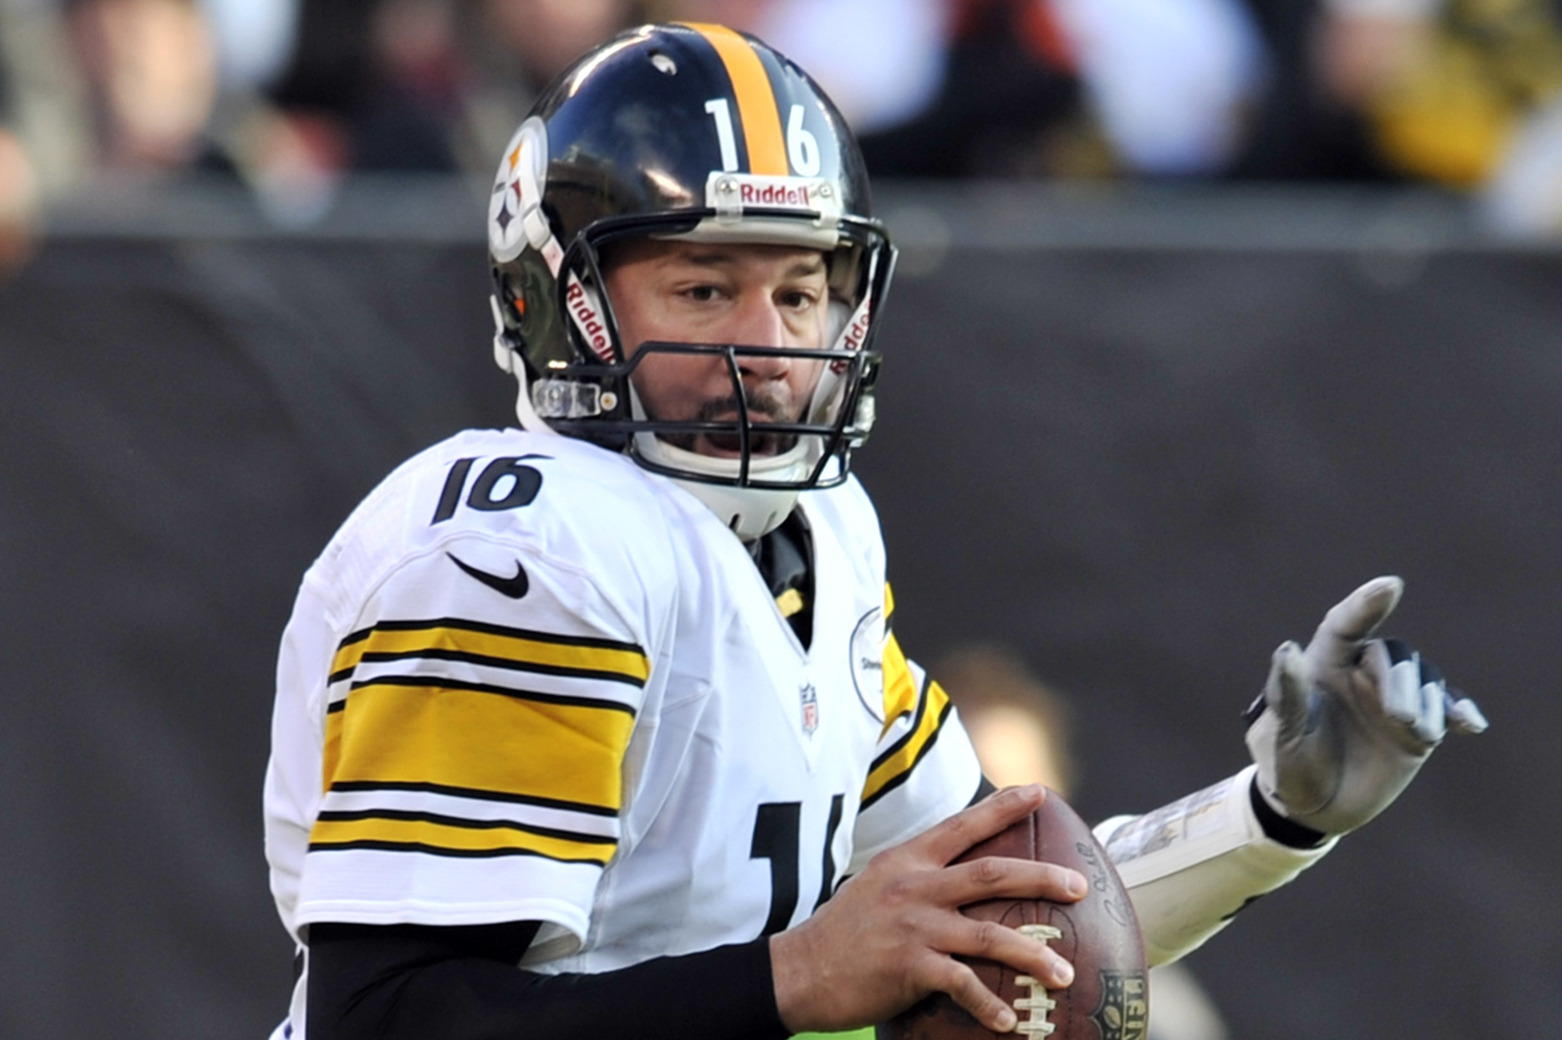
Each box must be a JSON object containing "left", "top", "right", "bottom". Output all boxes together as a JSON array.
[{"left": 779, "top": 289, "right": 819, "bottom": 311}]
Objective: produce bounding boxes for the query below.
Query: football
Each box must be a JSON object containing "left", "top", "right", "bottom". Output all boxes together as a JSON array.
[{"left": 879, "top": 790, "right": 1148, "bottom": 1040}]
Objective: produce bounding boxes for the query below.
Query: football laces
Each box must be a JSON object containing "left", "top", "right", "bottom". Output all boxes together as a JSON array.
[{"left": 1013, "top": 924, "right": 1064, "bottom": 1038}]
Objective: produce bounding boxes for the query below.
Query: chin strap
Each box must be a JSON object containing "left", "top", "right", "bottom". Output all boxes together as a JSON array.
[{"left": 666, "top": 476, "right": 799, "bottom": 541}]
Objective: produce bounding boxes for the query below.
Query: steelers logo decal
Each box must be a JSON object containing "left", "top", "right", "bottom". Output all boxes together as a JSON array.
[
  {"left": 489, "top": 116, "right": 548, "bottom": 263},
  {"left": 849, "top": 605, "right": 885, "bottom": 723}
]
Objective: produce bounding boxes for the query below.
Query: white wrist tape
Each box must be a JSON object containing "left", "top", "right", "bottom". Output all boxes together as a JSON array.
[{"left": 1093, "top": 765, "right": 1337, "bottom": 966}]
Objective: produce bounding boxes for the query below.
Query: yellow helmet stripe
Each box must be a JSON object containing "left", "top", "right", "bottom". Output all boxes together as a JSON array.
[{"left": 681, "top": 22, "right": 789, "bottom": 176}]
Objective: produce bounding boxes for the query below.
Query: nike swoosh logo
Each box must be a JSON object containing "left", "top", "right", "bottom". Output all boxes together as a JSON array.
[{"left": 447, "top": 552, "right": 529, "bottom": 599}]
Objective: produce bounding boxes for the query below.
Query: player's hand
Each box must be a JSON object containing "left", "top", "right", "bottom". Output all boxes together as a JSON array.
[
  {"left": 1245, "top": 576, "right": 1487, "bottom": 837},
  {"left": 769, "top": 784, "right": 1084, "bottom": 1035}
]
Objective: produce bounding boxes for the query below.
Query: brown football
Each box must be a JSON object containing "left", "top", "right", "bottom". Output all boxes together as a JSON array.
[{"left": 878, "top": 790, "right": 1149, "bottom": 1040}]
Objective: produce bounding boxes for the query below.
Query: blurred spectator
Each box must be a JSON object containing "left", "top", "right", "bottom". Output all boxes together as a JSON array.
[
  {"left": 0, "top": 0, "right": 62, "bottom": 272},
  {"left": 1, "top": 0, "right": 93, "bottom": 194},
  {"left": 1232, "top": 0, "right": 1401, "bottom": 180},
  {"left": 204, "top": 0, "right": 299, "bottom": 94},
  {"left": 826, "top": 0, "right": 1084, "bottom": 177},
  {"left": 0, "top": 125, "right": 38, "bottom": 275},
  {"left": 261, "top": 0, "right": 646, "bottom": 176},
  {"left": 675, "top": 0, "right": 1265, "bottom": 178},
  {"left": 4, "top": 0, "right": 1554, "bottom": 229},
  {"left": 1483, "top": 88, "right": 1562, "bottom": 235},
  {"left": 664, "top": 0, "right": 1074, "bottom": 177},
  {"left": 932, "top": 642, "right": 1077, "bottom": 791},
  {"left": 458, "top": 0, "right": 646, "bottom": 171},
  {"left": 64, "top": 0, "right": 228, "bottom": 171},
  {"left": 355, "top": 0, "right": 467, "bottom": 171},
  {"left": 1050, "top": 0, "right": 1267, "bottom": 176},
  {"left": 1351, "top": 0, "right": 1562, "bottom": 189},
  {"left": 1234, "top": 0, "right": 1562, "bottom": 190}
]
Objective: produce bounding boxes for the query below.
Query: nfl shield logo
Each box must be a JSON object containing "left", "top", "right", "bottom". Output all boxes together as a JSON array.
[{"left": 799, "top": 683, "right": 819, "bottom": 736}]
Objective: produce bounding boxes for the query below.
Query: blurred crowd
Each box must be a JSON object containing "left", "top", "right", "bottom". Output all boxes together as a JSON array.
[{"left": 5, "top": 0, "right": 1562, "bottom": 268}]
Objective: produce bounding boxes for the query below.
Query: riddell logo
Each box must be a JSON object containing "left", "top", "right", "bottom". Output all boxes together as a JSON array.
[
  {"left": 832, "top": 299, "right": 873, "bottom": 373},
  {"left": 565, "top": 280, "right": 613, "bottom": 361},
  {"left": 741, "top": 182, "right": 812, "bottom": 207},
  {"left": 843, "top": 302, "right": 872, "bottom": 351}
]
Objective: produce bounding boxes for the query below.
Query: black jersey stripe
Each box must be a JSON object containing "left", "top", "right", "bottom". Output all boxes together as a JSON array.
[
  {"left": 335, "top": 617, "right": 644, "bottom": 656},
  {"left": 331, "top": 621, "right": 650, "bottom": 689},
  {"left": 861, "top": 694, "right": 953, "bottom": 812},
  {"left": 310, "top": 812, "right": 619, "bottom": 862},
  {"left": 336, "top": 626, "right": 374, "bottom": 651},
  {"left": 316, "top": 808, "right": 617, "bottom": 845},
  {"left": 869, "top": 670, "right": 932, "bottom": 773}
]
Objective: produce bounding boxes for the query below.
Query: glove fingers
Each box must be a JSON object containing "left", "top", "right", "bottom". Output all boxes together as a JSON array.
[
  {"left": 1268, "top": 640, "right": 1312, "bottom": 745},
  {"left": 1376, "top": 639, "right": 1424, "bottom": 727},
  {"left": 1414, "top": 668, "right": 1446, "bottom": 746},
  {"left": 1374, "top": 638, "right": 1456, "bottom": 749},
  {"left": 1310, "top": 576, "right": 1404, "bottom": 671},
  {"left": 1445, "top": 690, "right": 1489, "bottom": 734}
]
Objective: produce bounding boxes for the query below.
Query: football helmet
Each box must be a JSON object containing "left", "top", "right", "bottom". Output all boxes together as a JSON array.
[{"left": 487, "top": 22, "right": 896, "bottom": 540}]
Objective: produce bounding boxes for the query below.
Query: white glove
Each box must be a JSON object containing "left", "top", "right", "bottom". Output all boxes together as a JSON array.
[{"left": 1245, "top": 576, "right": 1488, "bottom": 837}]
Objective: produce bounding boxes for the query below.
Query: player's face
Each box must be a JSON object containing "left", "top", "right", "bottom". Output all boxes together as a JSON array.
[{"left": 604, "top": 239, "right": 831, "bottom": 457}]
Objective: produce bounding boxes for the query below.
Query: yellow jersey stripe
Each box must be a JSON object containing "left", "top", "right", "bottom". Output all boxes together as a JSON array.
[
  {"left": 330, "top": 619, "right": 650, "bottom": 687},
  {"left": 880, "top": 628, "right": 920, "bottom": 737},
  {"left": 309, "top": 813, "right": 614, "bottom": 864},
  {"left": 322, "top": 682, "right": 634, "bottom": 810},
  {"left": 861, "top": 677, "right": 953, "bottom": 809},
  {"left": 323, "top": 702, "right": 345, "bottom": 794},
  {"left": 682, "top": 22, "right": 789, "bottom": 175}
]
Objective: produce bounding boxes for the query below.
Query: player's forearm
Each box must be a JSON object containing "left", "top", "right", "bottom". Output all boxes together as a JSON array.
[
  {"left": 1094, "top": 765, "right": 1337, "bottom": 966},
  {"left": 306, "top": 922, "right": 789, "bottom": 1040}
]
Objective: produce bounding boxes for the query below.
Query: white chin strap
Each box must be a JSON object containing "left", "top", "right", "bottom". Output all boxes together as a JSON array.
[{"left": 634, "top": 430, "right": 811, "bottom": 541}]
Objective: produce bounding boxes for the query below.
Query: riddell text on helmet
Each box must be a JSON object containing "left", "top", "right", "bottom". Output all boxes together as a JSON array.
[
  {"left": 831, "top": 301, "right": 874, "bottom": 374},
  {"left": 741, "top": 182, "right": 814, "bottom": 207},
  {"left": 565, "top": 281, "right": 614, "bottom": 361},
  {"left": 843, "top": 303, "right": 872, "bottom": 352}
]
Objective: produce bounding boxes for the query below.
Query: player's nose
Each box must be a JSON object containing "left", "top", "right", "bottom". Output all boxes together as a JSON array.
[{"left": 729, "top": 295, "right": 793, "bottom": 378}]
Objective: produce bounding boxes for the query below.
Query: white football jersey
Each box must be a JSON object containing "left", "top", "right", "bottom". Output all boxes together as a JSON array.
[{"left": 264, "top": 428, "right": 982, "bottom": 1035}]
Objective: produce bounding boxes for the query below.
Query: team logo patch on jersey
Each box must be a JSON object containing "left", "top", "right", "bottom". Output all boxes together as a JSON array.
[
  {"left": 849, "top": 606, "right": 885, "bottom": 723},
  {"left": 799, "top": 683, "right": 819, "bottom": 736},
  {"left": 1091, "top": 970, "right": 1150, "bottom": 1040}
]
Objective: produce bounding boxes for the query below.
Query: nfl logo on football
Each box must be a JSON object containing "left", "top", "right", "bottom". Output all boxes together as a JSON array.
[{"left": 799, "top": 683, "right": 819, "bottom": 736}]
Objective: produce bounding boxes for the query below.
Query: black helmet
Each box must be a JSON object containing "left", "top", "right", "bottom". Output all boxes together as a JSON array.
[{"left": 487, "top": 22, "right": 896, "bottom": 539}]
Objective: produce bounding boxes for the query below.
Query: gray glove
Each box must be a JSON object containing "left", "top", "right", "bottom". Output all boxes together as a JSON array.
[{"left": 1245, "top": 576, "right": 1488, "bottom": 836}]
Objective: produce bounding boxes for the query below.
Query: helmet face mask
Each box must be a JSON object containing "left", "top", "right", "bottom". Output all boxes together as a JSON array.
[{"left": 487, "top": 23, "right": 896, "bottom": 538}]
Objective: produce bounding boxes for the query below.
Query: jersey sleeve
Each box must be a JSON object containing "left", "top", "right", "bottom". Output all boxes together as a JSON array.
[
  {"left": 291, "top": 530, "right": 658, "bottom": 954},
  {"left": 1093, "top": 766, "right": 1337, "bottom": 966},
  {"left": 847, "top": 585, "right": 983, "bottom": 874}
]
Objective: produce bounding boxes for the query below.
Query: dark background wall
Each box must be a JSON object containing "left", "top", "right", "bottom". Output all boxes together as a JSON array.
[{"left": 1, "top": 183, "right": 1554, "bottom": 1038}]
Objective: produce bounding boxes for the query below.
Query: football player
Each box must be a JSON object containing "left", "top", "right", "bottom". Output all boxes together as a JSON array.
[{"left": 262, "top": 22, "right": 1487, "bottom": 1040}]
